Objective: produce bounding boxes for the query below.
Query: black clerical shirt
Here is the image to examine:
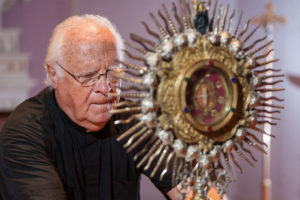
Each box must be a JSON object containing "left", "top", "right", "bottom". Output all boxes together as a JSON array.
[{"left": 0, "top": 87, "right": 172, "bottom": 200}]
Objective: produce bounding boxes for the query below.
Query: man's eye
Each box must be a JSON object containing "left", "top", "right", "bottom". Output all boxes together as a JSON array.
[
  {"left": 78, "top": 77, "right": 93, "bottom": 83},
  {"left": 78, "top": 73, "right": 97, "bottom": 80}
]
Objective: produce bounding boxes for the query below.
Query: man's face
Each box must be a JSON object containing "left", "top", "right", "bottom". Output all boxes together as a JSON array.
[{"left": 52, "top": 26, "right": 118, "bottom": 132}]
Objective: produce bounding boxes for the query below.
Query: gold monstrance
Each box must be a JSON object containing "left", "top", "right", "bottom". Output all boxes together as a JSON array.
[{"left": 110, "top": 0, "right": 285, "bottom": 199}]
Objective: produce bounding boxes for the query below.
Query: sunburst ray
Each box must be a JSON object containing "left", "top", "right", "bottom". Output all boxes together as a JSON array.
[
  {"left": 158, "top": 9, "right": 173, "bottom": 36},
  {"left": 180, "top": 0, "right": 190, "bottom": 30},
  {"left": 239, "top": 142, "right": 257, "bottom": 162},
  {"left": 260, "top": 96, "right": 284, "bottom": 102},
  {"left": 237, "top": 19, "right": 251, "bottom": 40},
  {"left": 123, "top": 126, "right": 148, "bottom": 148},
  {"left": 137, "top": 140, "right": 162, "bottom": 168},
  {"left": 114, "top": 114, "right": 142, "bottom": 125},
  {"left": 150, "top": 12, "right": 169, "bottom": 38},
  {"left": 124, "top": 40, "right": 148, "bottom": 55},
  {"left": 242, "top": 24, "right": 261, "bottom": 44},
  {"left": 134, "top": 135, "right": 158, "bottom": 161},
  {"left": 255, "top": 48, "right": 274, "bottom": 60},
  {"left": 162, "top": 3, "right": 178, "bottom": 35},
  {"left": 233, "top": 11, "right": 243, "bottom": 37},
  {"left": 243, "top": 36, "right": 267, "bottom": 52},
  {"left": 234, "top": 146, "right": 255, "bottom": 167},
  {"left": 249, "top": 40, "right": 274, "bottom": 56},
  {"left": 126, "top": 129, "right": 154, "bottom": 153},
  {"left": 141, "top": 21, "right": 162, "bottom": 43},
  {"left": 116, "top": 121, "right": 145, "bottom": 141},
  {"left": 229, "top": 153, "right": 243, "bottom": 173},
  {"left": 227, "top": 8, "right": 235, "bottom": 33},
  {"left": 209, "top": 0, "right": 218, "bottom": 31},
  {"left": 172, "top": 1, "right": 184, "bottom": 32},
  {"left": 130, "top": 33, "right": 159, "bottom": 50},
  {"left": 116, "top": 60, "right": 147, "bottom": 73},
  {"left": 109, "top": 106, "right": 141, "bottom": 115},
  {"left": 219, "top": 4, "right": 229, "bottom": 32},
  {"left": 123, "top": 49, "right": 145, "bottom": 62},
  {"left": 151, "top": 146, "right": 169, "bottom": 178},
  {"left": 160, "top": 152, "right": 175, "bottom": 181}
]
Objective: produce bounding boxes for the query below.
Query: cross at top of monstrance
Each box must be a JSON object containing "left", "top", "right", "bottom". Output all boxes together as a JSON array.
[{"left": 252, "top": 2, "right": 286, "bottom": 29}]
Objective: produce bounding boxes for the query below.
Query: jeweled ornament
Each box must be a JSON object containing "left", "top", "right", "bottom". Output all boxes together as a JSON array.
[{"left": 109, "top": 0, "right": 284, "bottom": 199}]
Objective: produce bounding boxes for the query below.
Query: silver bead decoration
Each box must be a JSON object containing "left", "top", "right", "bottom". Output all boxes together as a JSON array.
[
  {"left": 246, "top": 56, "right": 255, "bottom": 66},
  {"left": 199, "top": 154, "right": 211, "bottom": 168},
  {"left": 252, "top": 76, "right": 260, "bottom": 86},
  {"left": 139, "top": 112, "right": 157, "bottom": 128},
  {"left": 157, "top": 129, "right": 174, "bottom": 146},
  {"left": 145, "top": 53, "right": 160, "bottom": 68},
  {"left": 249, "top": 72, "right": 260, "bottom": 87},
  {"left": 249, "top": 109, "right": 257, "bottom": 116},
  {"left": 195, "top": 172, "right": 210, "bottom": 197},
  {"left": 235, "top": 127, "right": 245, "bottom": 138},
  {"left": 160, "top": 40, "right": 175, "bottom": 59},
  {"left": 185, "top": 145, "right": 199, "bottom": 162},
  {"left": 210, "top": 145, "right": 221, "bottom": 160},
  {"left": 174, "top": 33, "right": 188, "bottom": 50},
  {"left": 235, "top": 127, "right": 245, "bottom": 142},
  {"left": 249, "top": 93, "right": 260, "bottom": 106},
  {"left": 208, "top": 33, "right": 218, "bottom": 44},
  {"left": 186, "top": 29, "right": 198, "bottom": 46},
  {"left": 215, "top": 169, "right": 232, "bottom": 197},
  {"left": 219, "top": 32, "right": 230, "bottom": 47},
  {"left": 141, "top": 99, "right": 154, "bottom": 113},
  {"left": 229, "top": 39, "right": 241, "bottom": 54},
  {"left": 142, "top": 72, "right": 156, "bottom": 87},
  {"left": 223, "top": 139, "right": 234, "bottom": 153},
  {"left": 249, "top": 110, "right": 258, "bottom": 123},
  {"left": 248, "top": 114, "right": 256, "bottom": 122},
  {"left": 173, "top": 139, "right": 187, "bottom": 157},
  {"left": 236, "top": 51, "right": 245, "bottom": 60}
]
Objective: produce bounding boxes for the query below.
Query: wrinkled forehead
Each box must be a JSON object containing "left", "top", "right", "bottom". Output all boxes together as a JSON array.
[{"left": 62, "top": 23, "right": 117, "bottom": 72}]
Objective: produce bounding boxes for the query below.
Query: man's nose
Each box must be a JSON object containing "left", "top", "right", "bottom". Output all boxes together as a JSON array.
[{"left": 93, "top": 75, "right": 110, "bottom": 94}]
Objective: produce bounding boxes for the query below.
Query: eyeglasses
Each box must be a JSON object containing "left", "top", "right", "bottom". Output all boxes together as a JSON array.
[{"left": 56, "top": 62, "right": 123, "bottom": 87}]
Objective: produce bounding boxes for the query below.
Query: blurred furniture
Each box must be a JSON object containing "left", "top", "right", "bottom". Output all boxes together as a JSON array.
[{"left": 0, "top": 0, "right": 34, "bottom": 112}]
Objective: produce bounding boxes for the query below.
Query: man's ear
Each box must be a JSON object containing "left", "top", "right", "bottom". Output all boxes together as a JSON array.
[{"left": 45, "top": 64, "right": 59, "bottom": 88}]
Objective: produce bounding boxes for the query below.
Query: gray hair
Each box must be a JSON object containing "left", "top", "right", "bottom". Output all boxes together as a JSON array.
[{"left": 44, "top": 14, "right": 124, "bottom": 86}]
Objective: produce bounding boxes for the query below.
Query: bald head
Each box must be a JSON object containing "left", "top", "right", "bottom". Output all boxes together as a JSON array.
[{"left": 45, "top": 15, "right": 123, "bottom": 82}]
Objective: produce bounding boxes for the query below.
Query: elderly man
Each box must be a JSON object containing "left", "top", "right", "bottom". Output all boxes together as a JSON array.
[{"left": 0, "top": 15, "right": 179, "bottom": 200}]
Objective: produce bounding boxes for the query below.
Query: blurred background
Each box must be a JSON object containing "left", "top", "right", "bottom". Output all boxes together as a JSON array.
[{"left": 0, "top": 0, "right": 299, "bottom": 199}]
